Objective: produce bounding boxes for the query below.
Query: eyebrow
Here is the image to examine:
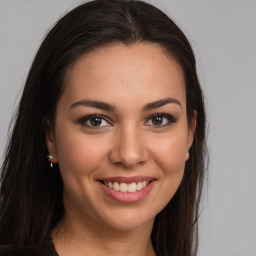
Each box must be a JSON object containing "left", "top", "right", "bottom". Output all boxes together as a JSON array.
[
  {"left": 70, "top": 99, "right": 116, "bottom": 111},
  {"left": 142, "top": 98, "right": 182, "bottom": 111},
  {"left": 70, "top": 97, "right": 182, "bottom": 111}
]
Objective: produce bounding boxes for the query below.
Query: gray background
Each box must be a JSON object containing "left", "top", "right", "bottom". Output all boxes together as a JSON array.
[{"left": 0, "top": 0, "right": 255, "bottom": 255}]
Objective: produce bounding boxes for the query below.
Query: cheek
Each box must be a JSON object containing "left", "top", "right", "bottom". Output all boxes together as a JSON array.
[
  {"left": 54, "top": 130, "right": 111, "bottom": 210},
  {"left": 150, "top": 131, "right": 188, "bottom": 201},
  {"left": 157, "top": 141, "right": 186, "bottom": 188},
  {"left": 151, "top": 132, "right": 188, "bottom": 173},
  {"left": 55, "top": 128, "right": 108, "bottom": 180}
]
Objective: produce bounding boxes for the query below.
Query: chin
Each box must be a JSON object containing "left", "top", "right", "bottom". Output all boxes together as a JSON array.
[{"left": 96, "top": 206, "right": 156, "bottom": 232}]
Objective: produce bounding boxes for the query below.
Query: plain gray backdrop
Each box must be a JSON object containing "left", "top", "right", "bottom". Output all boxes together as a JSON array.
[{"left": 0, "top": 0, "right": 255, "bottom": 255}]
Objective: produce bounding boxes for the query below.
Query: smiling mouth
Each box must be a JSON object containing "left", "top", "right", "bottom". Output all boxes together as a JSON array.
[
  {"left": 98, "top": 176, "right": 157, "bottom": 203},
  {"left": 100, "top": 180, "right": 150, "bottom": 193}
]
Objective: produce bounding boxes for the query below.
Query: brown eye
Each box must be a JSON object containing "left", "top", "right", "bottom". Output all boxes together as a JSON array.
[
  {"left": 90, "top": 117, "right": 103, "bottom": 126},
  {"left": 77, "top": 114, "right": 111, "bottom": 128},
  {"left": 152, "top": 116, "right": 163, "bottom": 125},
  {"left": 146, "top": 113, "right": 177, "bottom": 127}
]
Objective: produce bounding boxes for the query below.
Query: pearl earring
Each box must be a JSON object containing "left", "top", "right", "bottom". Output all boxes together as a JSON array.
[{"left": 47, "top": 155, "right": 54, "bottom": 168}]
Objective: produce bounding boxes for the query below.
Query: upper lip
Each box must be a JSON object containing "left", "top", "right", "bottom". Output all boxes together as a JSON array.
[{"left": 98, "top": 176, "right": 156, "bottom": 184}]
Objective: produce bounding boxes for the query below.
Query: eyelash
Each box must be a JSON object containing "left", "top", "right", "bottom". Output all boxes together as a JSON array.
[
  {"left": 146, "top": 113, "right": 178, "bottom": 127},
  {"left": 77, "top": 114, "right": 111, "bottom": 129},
  {"left": 77, "top": 113, "right": 177, "bottom": 129}
]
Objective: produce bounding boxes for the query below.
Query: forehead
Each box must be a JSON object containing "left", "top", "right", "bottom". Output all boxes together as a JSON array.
[{"left": 62, "top": 43, "right": 186, "bottom": 109}]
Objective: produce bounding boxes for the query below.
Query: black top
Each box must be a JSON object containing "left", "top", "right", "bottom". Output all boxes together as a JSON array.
[{"left": 0, "top": 240, "right": 58, "bottom": 256}]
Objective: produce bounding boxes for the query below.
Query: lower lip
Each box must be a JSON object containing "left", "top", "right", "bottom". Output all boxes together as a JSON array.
[{"left": 98, "top": 180, "right": 156, "bottom": 203}]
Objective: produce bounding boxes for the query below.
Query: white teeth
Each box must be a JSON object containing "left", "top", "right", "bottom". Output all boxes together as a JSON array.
[
  {"left": 120, "top": 183, "right": 128, "bottom": 192},
  {"left": 136, "top": 182, "right": 143, "bottom": 191},
  {"left": 128, "top": 182, "right": 137, "bottom": 192},
  {"left": 108, "top": 181, "right": 113, "bottom": 189},
  {"left": 103, "top": 180, "right": 150, "bottom": 193},
  {"left": 113, "top": 182, "right": 119, "bottom": 191}
]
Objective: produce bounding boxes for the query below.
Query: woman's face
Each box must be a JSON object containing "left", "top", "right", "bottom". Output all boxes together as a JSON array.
[{"left": 47, "top": 43, "right": 196, "bottom": 232}]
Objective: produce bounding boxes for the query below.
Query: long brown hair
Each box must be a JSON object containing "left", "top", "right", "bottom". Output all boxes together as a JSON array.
[{"left": 0, "top": 1, "right": 207, "bottom": 255}]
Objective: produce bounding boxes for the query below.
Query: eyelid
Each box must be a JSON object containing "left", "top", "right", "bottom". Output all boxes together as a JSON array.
[
  {"left": 76, "top": 113, "right": 177, "bottom": 129},
  {"left": 145, "top": 113, "right": 178, "bottom": 127},
  {"left": 77, "top": 114, "right": 112, "bottom": 128}
]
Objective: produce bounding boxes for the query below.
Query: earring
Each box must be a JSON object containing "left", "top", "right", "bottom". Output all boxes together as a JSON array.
[
  {"left": 185, "top": 152, "right": 190, "bottom": 161},
  {"left": 47, "top": 155, "right": 54, "bottom": 168}
]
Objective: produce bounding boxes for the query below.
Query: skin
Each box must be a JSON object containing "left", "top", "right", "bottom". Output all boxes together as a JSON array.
[{"left": 46, "top": 43, "right": 196, "bottom": 256}]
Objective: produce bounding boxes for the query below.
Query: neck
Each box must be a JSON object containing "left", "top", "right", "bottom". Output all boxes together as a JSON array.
[{"left": 52, "top": 212, "right": 156, "bottom": 256}]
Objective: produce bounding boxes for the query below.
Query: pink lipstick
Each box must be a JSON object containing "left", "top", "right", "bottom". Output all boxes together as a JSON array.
[{"left": 97, "top": 176, "right": 156, "bottom": 203}]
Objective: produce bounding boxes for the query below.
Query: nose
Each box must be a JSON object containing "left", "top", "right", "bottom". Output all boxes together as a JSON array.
[{"left": 109, "top": 125, "right": 148, "bottom": 168}]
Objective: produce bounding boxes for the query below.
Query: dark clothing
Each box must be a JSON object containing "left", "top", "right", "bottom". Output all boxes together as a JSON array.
[{"left": 0, "top": 240, "right": 58, "bottom": 256}]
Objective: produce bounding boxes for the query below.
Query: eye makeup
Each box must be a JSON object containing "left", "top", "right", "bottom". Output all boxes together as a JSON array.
[
  {"left": 145, "top": 113, "right": 178, "bottom": 128},
  {"left": 76, "top": 114, "right": 112, "bottom": 129},
  {"left": 75, "top": 112, "right": 178, "bottom": 130}
]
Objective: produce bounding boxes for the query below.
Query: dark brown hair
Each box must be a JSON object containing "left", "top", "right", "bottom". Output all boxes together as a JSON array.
[{"left": 0, "top": 0, "right": 207, "bottom": 255}]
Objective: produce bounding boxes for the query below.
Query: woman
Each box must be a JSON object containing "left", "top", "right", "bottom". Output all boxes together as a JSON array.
[{"left": 0, "top": 0, "right": 207, "bottom": 255}]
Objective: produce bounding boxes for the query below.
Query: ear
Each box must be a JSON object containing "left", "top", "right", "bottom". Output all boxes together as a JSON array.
[
  {"left": 45, "top": 120, "right": 58, "bottom": 163},
  {"left": 185, "top": 110, "right": 197, "bottom": 161}
]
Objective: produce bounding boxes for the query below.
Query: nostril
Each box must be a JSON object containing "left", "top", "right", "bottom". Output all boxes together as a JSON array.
[{"left": 108, "top": 138, "right": 148, "bottom": 168}]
